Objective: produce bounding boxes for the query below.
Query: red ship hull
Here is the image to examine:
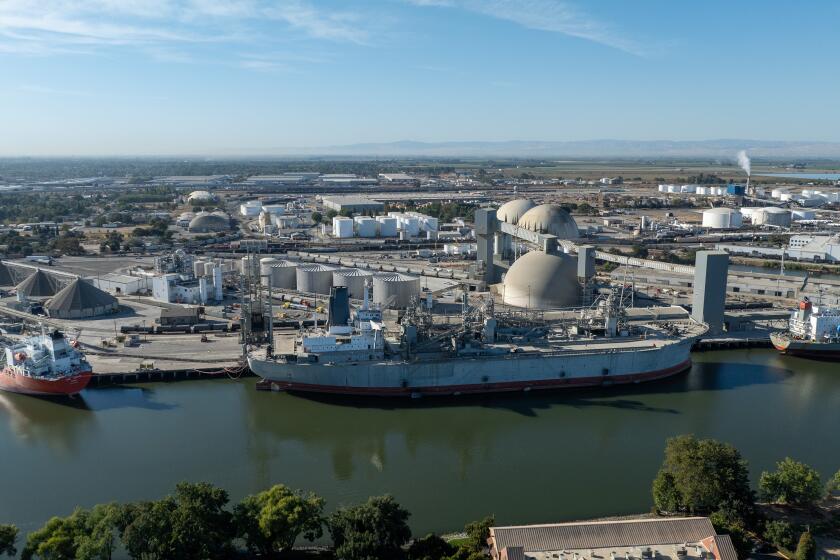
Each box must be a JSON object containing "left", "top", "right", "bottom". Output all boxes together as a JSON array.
[{"left": 0, "top": 367, "right": 93, "bottom": 396}]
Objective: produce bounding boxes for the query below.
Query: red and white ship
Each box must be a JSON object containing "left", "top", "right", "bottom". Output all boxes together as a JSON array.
[{"left": 1, "top": 329, "right": 93, "bottom": 396}]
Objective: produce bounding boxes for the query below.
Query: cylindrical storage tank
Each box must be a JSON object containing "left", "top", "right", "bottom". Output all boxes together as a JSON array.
[
  {"left": 240, "top": 256, "right": 259, "bottom": 278},
  {"left": 727, "top": 184, "right": 746, "bottom": 196},
  {"left": 270, "top": 260, "right": 298, "bottom": 290},
  {"left": 260, "top": 257, "right": 280, "bottom": 285},
  {"left": 681, "top": 185, "right": 696, "bottom": 193},
  {"left": 779, "top": 193, "right": 793, "bottom": 202},
  {"left": 771, "top": 188, "right": 789, "bottom": 199},
  {"left": 695, "top": 186, "right": 708, "bottom": 195},
  {"left": 354, "top": 217, "right": 377, "bottom": 238},
  {"left": 373, "top": 273, "right": 421, "bottom": 309},
  {"left": 658, "top": 185, "right": 667, "bottom": 192},
  {"left": 332, "top": 217, "right": 354, "bottom": 238},
  {"left": 332, "top": 268, "right": 374, "bottom": 299},
  {"left": 740, "top": 207, "right": 761, "bottom": 220},
  {"left": 702, "top": 208, "right": 743, "bottom": 229},
  {"left": 754, "top": 207, "right": 791, "bottom": 227},
  {"left": 204, "top": 262, "right": 216, "bottom": 276},
  {"left": 376, "top": 217, "right": 398, "bottom": 237},
  {"left": 666, "top": 185, "right": 678, "bottom": 193},
  {"left": 296, "top": 263, "right": 335, "bottom": 295},
  {"left": 193, "top": 261, "right": 207, "bottom": 277},
  {"left": 792, "top": 209, "right": 816, "bottom": 221}
]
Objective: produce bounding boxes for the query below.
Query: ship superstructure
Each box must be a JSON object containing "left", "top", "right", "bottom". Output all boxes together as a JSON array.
[
  {"left": 0, "top": 328, "right": 93, "bottom": 396},
  {"left": 771, "top": 298, "right": 840, "bottom": 358},
  {"left": 249, "top": 283, "right": 706, "bottom": 398}
]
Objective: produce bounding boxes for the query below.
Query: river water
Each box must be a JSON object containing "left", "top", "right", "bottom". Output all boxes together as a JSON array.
[{"left": 1, "top": 349, "right": 839, "bottom": 537}]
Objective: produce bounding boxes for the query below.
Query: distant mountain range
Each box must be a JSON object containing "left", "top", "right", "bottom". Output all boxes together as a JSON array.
[{"left": 281, "top": 139, "right": 840, "bottom": 159}]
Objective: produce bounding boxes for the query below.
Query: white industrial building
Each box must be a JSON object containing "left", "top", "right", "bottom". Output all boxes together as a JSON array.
[
  {"left": 240, "top": 201, "right": 263, "bottom": 217},
  {"left": 151, "top": 263, "right": 224, "bottom": 304},
  {"left": 92, "top": 273, "right": 151, "bottom": 295}
]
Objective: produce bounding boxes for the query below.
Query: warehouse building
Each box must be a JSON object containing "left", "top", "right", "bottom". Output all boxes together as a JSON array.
[
  {"left": 46, "top": 278, "right": 119, "bottom": 319},
  {"left": 321, "top": 196, "right": 384, "bottom": 214},
  {"left": 489, "top": 517, "right": 737, "bottom": 560}
]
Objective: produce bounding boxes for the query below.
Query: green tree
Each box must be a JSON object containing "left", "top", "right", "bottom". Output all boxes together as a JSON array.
[
  {"left": 408, "top": 533, "right": 454, "bottom": 560},
  {"left": 0, "top": 525, "right": 17, "bottom": 557},
  {"left": 234, "top": 484, "right": 324, "bottom": 557},
  {"left": 119, "top": 482, "right": 234, "bottom": 560},
  {"left": 759, "top": 458, "right": 823, "bottom": 506},
  {"left": 463, "top": 515, "right": 495, "bottom": 553},
  {"left": 326, "top": 209, "right": 338, "bottom": 220},
  {"left": 22, "top": 510, "right": 85, "bottom": 560},
  {"left": 795, "top": 531, "right": 816, "bottom": 560},
  {"left": 763, "top": 520, "right": 796, "bottom": 551},
  {"left": 827, "top": 469, "right": 840, "bottom": 494},
  {"left": 311, "top": 211, "right": 323, "bottom": 224},
  {"left": 651, "top": 435, "right": 754, "bottom": 519},
  {"left": 328, "top": 495, "right": 412, "bottom": 560},
  {"left": 75, "top": 504, "right": 120, "bottom": 560},
  {"left": 709, "top": 510, "right": 752, "bottom": 560}
]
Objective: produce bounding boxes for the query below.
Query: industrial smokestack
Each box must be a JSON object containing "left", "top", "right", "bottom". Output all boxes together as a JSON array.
[{"left": 737, "top": 150, "right": 752, "bottom": 194}]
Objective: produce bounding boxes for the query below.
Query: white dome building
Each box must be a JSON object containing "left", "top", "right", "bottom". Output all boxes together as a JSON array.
[
  {"left": 187, "top": 190, "right": 216, "bottom": 203},
  {"left": 497, "top": 199, "right": 536, "bottom": 225},
  {"left": 188, "top": 211, "right": 230, "bottom": 233},
  {"left": 517, "top": 204, "right": 579, "bottom": 239},
  {"left": 502, "top": 251, "right": 580, "bottom": 309}
]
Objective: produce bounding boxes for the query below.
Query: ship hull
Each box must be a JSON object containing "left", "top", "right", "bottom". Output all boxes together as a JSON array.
[
  {"left": 0, "top": 368, "right": 93, "bottom": 396},
  {"left": 771, "top": 332, "right": 840, "bottom": 359},
  {"left": 249, "top": 342, "right": 694, "bottom": 397}
]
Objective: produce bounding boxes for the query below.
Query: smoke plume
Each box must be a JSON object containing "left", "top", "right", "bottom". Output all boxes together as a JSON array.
[{"left": 737, "top": 150, "right": 751, "bottom": 176}]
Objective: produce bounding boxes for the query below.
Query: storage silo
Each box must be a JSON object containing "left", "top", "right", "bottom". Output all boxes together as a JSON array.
[
  {"left": 771, "top": 188, "right": 789, "bottom": 199},
  {"left": 753, "top": 207, "right": 791, "bottom": 227},
  {"left": 354, "top": 216, "right": 377, "bottom": 238},
  {"left": 702, "top": 208, "right": 743, "bottom": 229},
  {"left": 373, "top": 273, "right": 421, "bottom": 308},
  {"left": 332, "top": 268, "right": 374, "bottom": 299},
  {"left": 332, "top": 217, "right": 354, "bottom": 238},
  {"left": 296, "top": 263, "right": 335, "bottom": 294},
  {"left": 376, "top": 216, "right": 398, "bottom": 237},
  {"left": 270, "top": 260, "right": 298, "bottom": 290},
  {"left": 658, "top": 185, "right": 667, "bottom": 192},
  {"left": 696, "top": 186, "right": 709, "bottom": 195},
  {"left": 193, "top": 261, "right": 207, "bottom": 277},
  {"left": 204, "top": 262, "right": 216, "bottom": 276},
  {"left": 260, "top": 257, "right": 281, "bottom": 285}
]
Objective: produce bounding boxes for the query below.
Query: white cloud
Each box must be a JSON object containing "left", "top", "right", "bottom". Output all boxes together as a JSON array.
[
  {"left": 406, "top": 0, "right": 645, "bottom": 55},
  {"left": 0, "top": 0, "right": 370, "bottom": 62}
]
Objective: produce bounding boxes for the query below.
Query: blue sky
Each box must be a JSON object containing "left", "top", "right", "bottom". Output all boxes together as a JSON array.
[{"left": 1, "top": 0, "right": 839, "bottom": 156}]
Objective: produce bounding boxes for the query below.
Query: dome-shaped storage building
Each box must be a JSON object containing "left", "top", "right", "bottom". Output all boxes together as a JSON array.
[
  {"left": 517, "top": 204, "right": 579, "bottom": 239},
  {"left": 187, "top": 190, "right": 216, "bottom": 203},
  {"left": 46, "top": 278, "right": 119, "bottom": 319},
  {"left": 753, "top": 207, "right": 791, "bottom": 227},
  {"left": 503, "top": 251, "right": 580, "bottom": 309},
  {"left": 497, "top": 199, "right": 536, "bottom": 225},
  {"left": 373, "top": 273, "right": 420, "bottom": 309},
  {"left": 296, "top": 264, "right": 335, "bottom": 295},
  {"left": 701, "top": 208, "right": 743, "bottom": 229},
  {"left": 16, "top": 269, "right": 62, "bottom": 298},
  {"left": 188, "top": 211, "right": 230, "bottom": 233},
  {"left": 333, "top": 268, "right": 374, "bottom": 299}
]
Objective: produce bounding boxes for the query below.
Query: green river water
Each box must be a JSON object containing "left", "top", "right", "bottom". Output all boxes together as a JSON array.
[{"left": 1, "top": 349, "right": 839, "bottom": 536}]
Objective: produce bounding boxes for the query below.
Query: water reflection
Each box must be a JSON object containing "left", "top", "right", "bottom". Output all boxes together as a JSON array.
[{"left": 0, "top": 392, "right": 96, "bottom": 455}]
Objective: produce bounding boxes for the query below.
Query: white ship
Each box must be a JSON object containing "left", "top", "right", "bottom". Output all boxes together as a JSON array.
[
  {"left": 1, "top": 329, "right": 93, "bottom": 396},
  {"left": 248, "top": 284, "right": 706, "bottom": 398}
]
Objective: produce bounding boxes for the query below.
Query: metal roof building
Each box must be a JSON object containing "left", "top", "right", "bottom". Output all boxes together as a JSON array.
[
  {"left": 489, "top": 517, "right": 738, "bottom": 560},
  {"left": 321, "top": 196, "right": 385, "bottom": 213},
  {"left": 0, "top": 262, "right": 14, "bottom": 287},
  {"left": 46, "top": 278, "right": 119, "bottom": 318}
]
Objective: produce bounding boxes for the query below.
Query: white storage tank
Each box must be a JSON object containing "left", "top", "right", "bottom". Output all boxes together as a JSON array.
[
  {"left": 354, "top": 216, "right": 377, "bottom": 238},
  {"left": 373, "top": 273, "right": 421, "bottom": 309},
  {"left": 260, "top": 257, "right": 281, "bottom": 285},
  {"left": 666, "top": 185, "right": 678, "bottom": 193},
  {"left": 658, "top": 184, "right": 668, "bottom": 192},
  {"left": 296, "top": 263, "right": 335, "bottom": 294},
  {"left": 400, "top": 217, "right": 420, "bottom": 237},
  {"left": 332, "top": 217, "right": 354, "bottom": 238},
  {"left": 740, "top": 207, "right": 761, "bottom": 220},
  {"left": 270, "top": 260, "right": 298, "bottom": 290},
  {"left": 332, "top": 268, "right": 374, "bottom": 299},
  {"left": 240, "top": 256, "right": 259, "bottom": 279},
  {"left": 771, "top": 188, "right": 789, "bottom": 199},
  {"left": 695, "top": 186, "right": 709, "bottom": 195},
  {"left": 779, "top": 193, "right": 793, "bottom": 202},
  {"left": 193, "top": 261, "right": 207, "bottom": 277},
  {"left": 681, "top": 185, "right": 696, "bottom": 193},
  {"left": 376, "top": 216, "right": 398, "bottom": 237},
  {"left": 753, "top": 207, "right": 792, "bottom": 227},
  {"left": 702, "top": 208, "right": 743, "bottom": 229},
  {"left": 792, "top": 209, "right": 816, "bottom": 221}
]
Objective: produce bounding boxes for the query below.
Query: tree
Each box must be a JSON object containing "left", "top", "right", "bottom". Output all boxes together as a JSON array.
[
  {"left": 408, "top": 533, "right": 454, "bottom": 560},
  {"left": 824, "top": 469, "right": 840, "bottom": 495},
  {"left": 328, "top": 495, "right": 412, "bottom": 560},
  {"left": 311, "top": 212, "right": 323, "bottom": 224},
  {"left": 119, "top": 482, "right": 234, "bottom": 560},
  {"left": 75, "top": 504, "right": 120, "bottom": 560},
  {"left": 763, "top": 520, "right": 796, "bottom": 551},
  {"left": 326, "top": 209, "right": 338, "bottom": 220},
  {"left": 22, "top": 511, "right": 84, "bottom": 560},
  {"left": 709, "top": 510, "right": 752, "bottom": 560},
  {"left": 795, "top": 531, "right": 816, "bottom": 560},
  {"left": 234, "top": 484, "right": 324, "bottom": 557},
  {"left": 0, "top": 525, "right": 17, "bottom": 557},
  {"left": 463, "top": 515, "right": 494, "bottom": 553},
  {"left": 651, "top": 435, "right": 754, "bottom": 520},
  {"left": 759, "top": 458, "right": 823, "bottom": 506}
]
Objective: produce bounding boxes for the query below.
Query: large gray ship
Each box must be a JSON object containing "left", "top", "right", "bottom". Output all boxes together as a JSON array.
[{"left": 248, "top": 283, "right": 706, "bottom": 398}]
